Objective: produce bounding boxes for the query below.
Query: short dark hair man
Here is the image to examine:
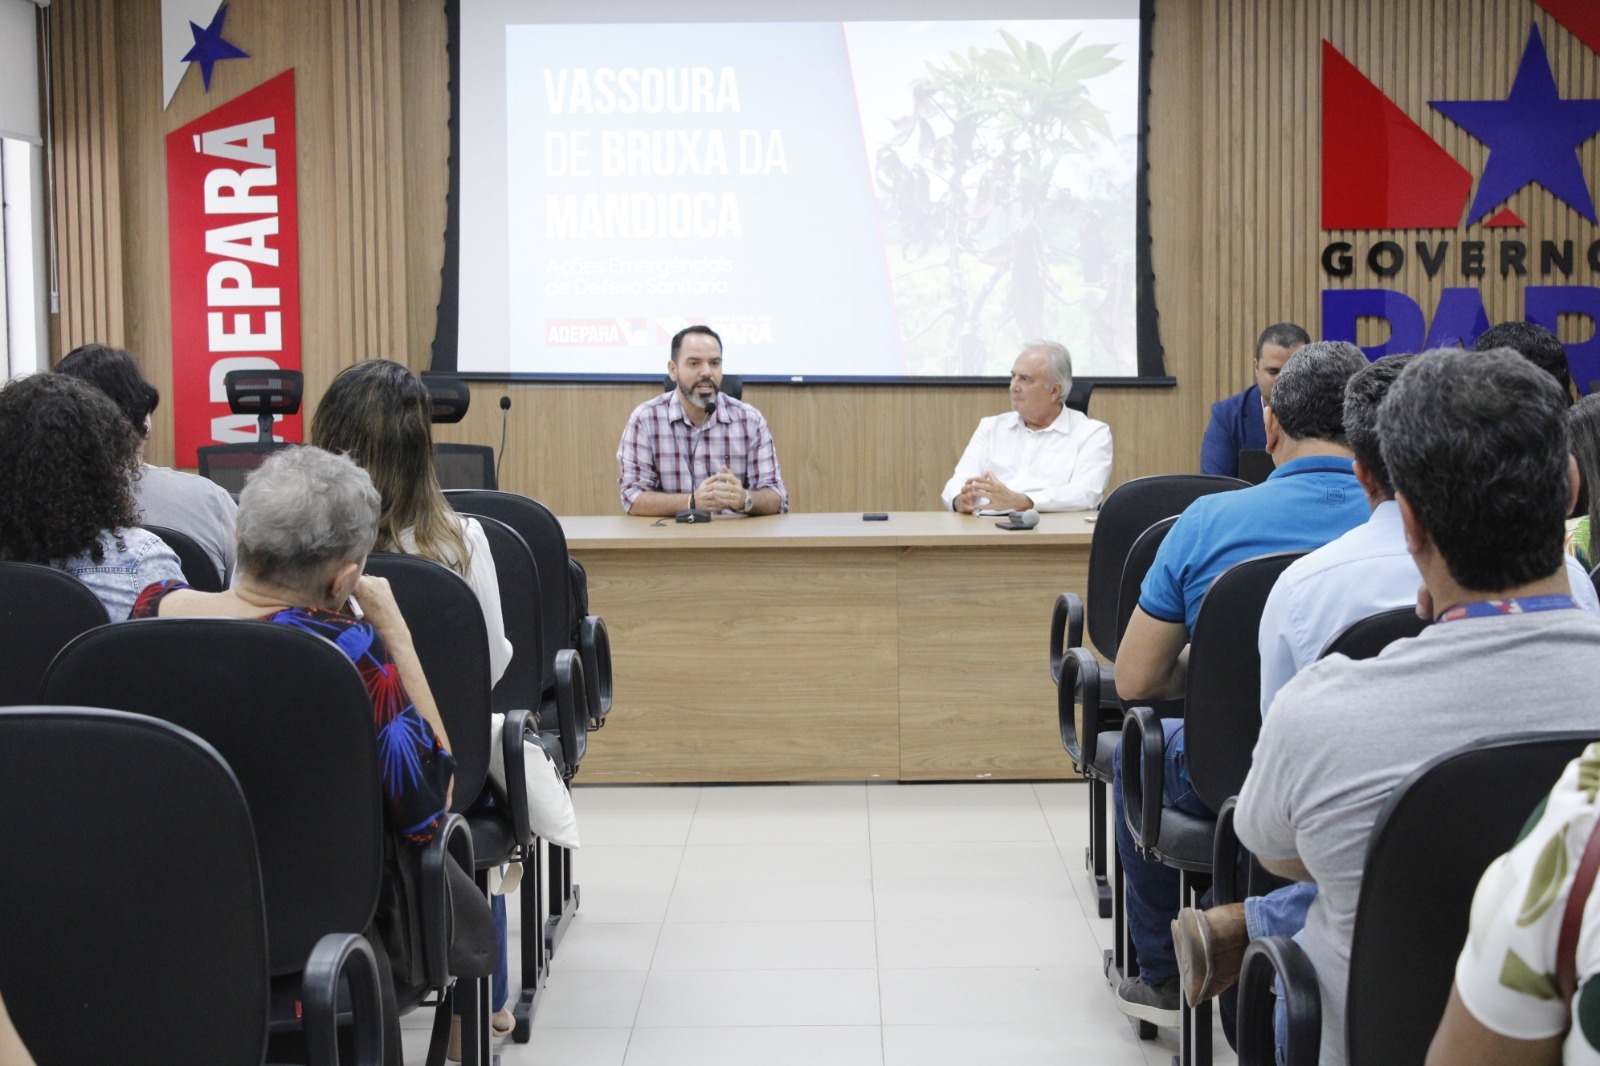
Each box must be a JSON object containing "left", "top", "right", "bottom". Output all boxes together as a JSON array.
[
  {"left": 1473, "top": 320, "right": 1573, "bottom": 400},
  {"left": 1235, "top": 348, "right": 1600, "bottom": 1066},
  {"left": 54, "top": 342, "right": 238, "bottom": 584},
  {"left": 1200, "top": 322, "right": 1312, "bottom": 477},
  {"left": 1111, "top": 340, "right": 1371, "bottom": 1024},
  {"left": 616, "top": 325, "right": 788, "bottom": 516}
]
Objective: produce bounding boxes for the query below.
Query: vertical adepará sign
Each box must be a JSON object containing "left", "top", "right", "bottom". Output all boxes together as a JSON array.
[{"left": 165, "top": 69, "right": 301, "bottom": 466}]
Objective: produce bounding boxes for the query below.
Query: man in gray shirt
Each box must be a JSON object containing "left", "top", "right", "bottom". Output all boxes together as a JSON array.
[
  {"left": 56, "top": 344, "right": 237, "bottom": 584},
  {"left": 1235, "top": 347, "right": 1600, "bottom": 1066}
]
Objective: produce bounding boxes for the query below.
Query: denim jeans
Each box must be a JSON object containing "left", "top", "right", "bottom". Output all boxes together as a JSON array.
[{"left": 1112, "top": 719, "right": 1213, "bottom": 983}]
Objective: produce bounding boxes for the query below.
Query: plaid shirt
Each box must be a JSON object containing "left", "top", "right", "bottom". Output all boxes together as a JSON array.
[{"left": 617, "top": 390, "right": 789, "bottom": 513}]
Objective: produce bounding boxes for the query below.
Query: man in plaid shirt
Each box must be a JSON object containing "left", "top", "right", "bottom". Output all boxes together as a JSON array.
[{"left": 617, "top": 325, "right": 790, "bottom": 516}]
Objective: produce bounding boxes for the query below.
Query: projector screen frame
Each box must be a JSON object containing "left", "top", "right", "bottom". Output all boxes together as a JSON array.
[{"left": 430, "top": 0, "right": 1170, "bottom": 387}]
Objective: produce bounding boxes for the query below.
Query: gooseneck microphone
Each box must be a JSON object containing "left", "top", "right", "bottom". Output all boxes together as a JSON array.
[
  {"left": 675, "top": 395, "right": 717, "bottom": 524},
  {"left": 495, "top": 395, "right": 511, "bottom": 486}
]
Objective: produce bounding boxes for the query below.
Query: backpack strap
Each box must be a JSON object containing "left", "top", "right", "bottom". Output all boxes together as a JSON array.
[{"left": 1557, "top": 815, "right": 1600, "bottom": 1007}]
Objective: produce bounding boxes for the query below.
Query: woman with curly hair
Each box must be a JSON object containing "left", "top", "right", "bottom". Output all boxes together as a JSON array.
[{"left": 0, "top": 373, "right": 182, "bottom": 619}]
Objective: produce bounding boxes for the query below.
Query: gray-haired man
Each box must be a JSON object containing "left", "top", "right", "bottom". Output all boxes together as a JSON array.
[{"left": 941, "top": 341, "right": 1114, "bottom": 513}]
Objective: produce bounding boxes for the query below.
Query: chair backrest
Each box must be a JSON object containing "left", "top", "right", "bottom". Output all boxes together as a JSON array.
[
  {"left": 661, "top": 373, "right": 743, "bottom": 400},
  {"left": 1111, "top": 515, "right": 1180, "bottom": 660},
  {"left": 1236, "top": 449, "right": 1274, "bottom": 485},
  {"left": 196, "top": 441, "right": 296, "bottom": 495},
  {"left": 433, "top": 443, "right": 498, "bottom": 491},
  {"left": 1346, "top": 731, "right": 1600, "bottom": 1066},
  {"left": 143, "top": 523, "right": 225, "bottom": 591},
  {"left": 40, "top": 618, "right": 384, "bottom": 976},
  {"left": 422, "top": 372, "right": 471, "bottom": 423},
  {"left": 363, "top": 552, "right": 492, "bottom": 814},
  {"left": 0, "top": 560, "right": 108, "bottom": 705},
  {"left": 0, "top": 707, "right": 268, "bottom": 1064},
  {"left": 443, "top": 490, "right": 570, "bottom": 693},
  {"left": 1184, "top": 551, "right": 1306, "bottom": 812},
  {"left": 1321, "top": 606, "right": 1430, "bottom": 662},
  {"left": 1087, "top": 474, "right": 1249, "bottom": 659},
  {"left": 1064, "top": 380, "right": 1094, "bottom": 415},
  {"left": 465, "top": 513, "right": 546, "bottom": 717}
]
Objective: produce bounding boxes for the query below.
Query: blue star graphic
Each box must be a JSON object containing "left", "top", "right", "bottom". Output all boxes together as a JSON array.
[
  {"left": 181, "top": 2, "right": 249, "bottom": 93},
  {"left": 1430, "top": 23, "right": 1600, "bottom": 224}
]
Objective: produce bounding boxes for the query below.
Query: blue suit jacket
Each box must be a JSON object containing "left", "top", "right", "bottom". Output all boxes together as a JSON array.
[{"left": 1200, "top": 384, "right": 1267, "bottom": 477}]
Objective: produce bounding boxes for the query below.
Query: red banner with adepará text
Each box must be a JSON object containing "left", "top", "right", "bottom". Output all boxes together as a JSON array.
[{"left": 165, "top": 69, "right": 301, "bottom": 467}]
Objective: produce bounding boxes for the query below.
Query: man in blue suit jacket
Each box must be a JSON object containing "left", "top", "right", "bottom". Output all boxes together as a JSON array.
[{"left": 1199, "top": 322, "right": 1311, "bottom": 477}]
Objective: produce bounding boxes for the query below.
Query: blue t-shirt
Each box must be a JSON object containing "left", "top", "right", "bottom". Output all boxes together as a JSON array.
[
  {"left": 1200, "top": 384, "right": 1268, "bottom": 477},
  {"left": 1139, "top": 455, "right": 1370, "bottom": 633}
]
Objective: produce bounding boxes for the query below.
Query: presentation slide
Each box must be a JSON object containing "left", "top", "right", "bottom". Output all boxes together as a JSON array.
[{"left": 459, "top": 1, "right": 1142, "bottom": 380}]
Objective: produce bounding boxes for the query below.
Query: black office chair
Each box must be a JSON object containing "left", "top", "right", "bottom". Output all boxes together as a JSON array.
[
  {"left": 0, "top": 561, "right": 108, "bottom": 704},
  {"left": 40, "top": 618, "right": 471, "bottom": 1066},
  {"left": 1051, "top": 474, "right": 1248, "bottom": 917},
  {"left": 0, "top": 706, "right": 384, "bottom": 1066},
  {"left": 145, "top": 523, "right": 225, "bottom": 591},
  {"left": 662, "top": 373, "right": 743, "bottom": 400},
  {"left": 196, "top": 368, "right": 303, "bottom": 493},
  {"left": 435, "top": 445, "right": 498, "bottom": 490},
  {"left": 461, "top": 514, "right": 574, "bottom": 1038},
  {"left": 444, "top": 489, "right": 599, "bottom": 956},
  {"left": 423, "top": 373, "right": 500, "bottom": 490},
  {"left": 1065, "top": 380, "right": 1094, "bottom": 415},
  {"left": 363, "top": 551, "right": 538, "bottom": 1059},
  {"left": 1214, "top": 606, "right": 1432, "bottom": 906},
  {"left": 1122, "top": 551, "right": 1306, "bottom": 1065},
  {"left": 1237, "top": 731, "right": 1600, "bottom": 1066}
]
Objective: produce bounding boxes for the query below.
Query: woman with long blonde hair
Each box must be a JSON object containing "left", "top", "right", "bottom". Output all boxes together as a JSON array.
[{"left": 311, "top": 359, "right": 512, "bottom": 685}]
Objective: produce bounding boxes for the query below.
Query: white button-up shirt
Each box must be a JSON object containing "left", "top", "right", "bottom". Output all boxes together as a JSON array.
[
  {"left": 1257, "top": 499, "right": 1600, "bottom": 714},
  {"left": 940, "top": 406, "right": 1113, "bottom": 512}
]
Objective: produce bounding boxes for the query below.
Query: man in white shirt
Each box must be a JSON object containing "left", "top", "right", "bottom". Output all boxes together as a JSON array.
[{"left": 941, "top": 341, "right": 1113, "bottom": 513}]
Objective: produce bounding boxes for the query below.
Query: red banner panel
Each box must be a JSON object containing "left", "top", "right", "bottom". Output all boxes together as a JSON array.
[{"left": 165, "top": 69, "right": 300, "bottom": 467}]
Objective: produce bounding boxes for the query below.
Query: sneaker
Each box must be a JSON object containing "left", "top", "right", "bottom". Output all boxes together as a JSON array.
[{"left": 1115, "top": 974, "right": 1181, "bottom": 1027}]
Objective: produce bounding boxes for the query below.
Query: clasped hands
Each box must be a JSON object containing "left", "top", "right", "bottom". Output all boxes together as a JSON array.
[
  {"left": 693, "top": 467, "right": 747, "bottom": 512},
  {"left": 954, "top": 472, "right": 1030, "bottom": 514}
]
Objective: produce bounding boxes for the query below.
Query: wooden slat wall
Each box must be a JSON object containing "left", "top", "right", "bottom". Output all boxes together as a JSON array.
[
  {"left": 47, "top": 0, "right": 125, "bottom": 357},
  {"left": 48, "top": 0, "right": 1599, "bottom": 512}
]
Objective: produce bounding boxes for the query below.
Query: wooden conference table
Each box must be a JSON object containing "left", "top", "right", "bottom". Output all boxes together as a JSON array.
[{"left": 560, "top": 510, "right": 1094, "bottom": 783}]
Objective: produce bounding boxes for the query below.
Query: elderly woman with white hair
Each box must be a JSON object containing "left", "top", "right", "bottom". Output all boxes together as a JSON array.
[{"left": 132, "top": 444, "right": 455, "bottom": 842}]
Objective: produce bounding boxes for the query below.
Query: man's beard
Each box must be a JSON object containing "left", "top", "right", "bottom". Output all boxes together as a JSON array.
[{"left": 681, "top": 380, "right": 715, "bottom": 410}]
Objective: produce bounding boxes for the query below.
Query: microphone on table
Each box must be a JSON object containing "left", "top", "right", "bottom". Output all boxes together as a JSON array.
[
  {"left": 996, "top": 508, "right": 1041, "bottom": 530},
  {"left": 495, "top": 395, "right": 511, "bottom": 487},
  {"left": 675, "top": 395, "right": 717, "bottom": 524}
]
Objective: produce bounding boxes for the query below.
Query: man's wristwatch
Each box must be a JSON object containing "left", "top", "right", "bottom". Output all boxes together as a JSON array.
[{"left": 742, "top": 491, "right": 754, "bottom": 514}]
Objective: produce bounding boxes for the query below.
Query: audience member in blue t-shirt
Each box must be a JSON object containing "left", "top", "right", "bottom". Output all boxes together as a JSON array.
[
  {"left": 1109, "top": 340, "right": 1373, "bottom": 1027},
  {"left": 1199, "top": 322, "right": 1311, "bottom": 478}
]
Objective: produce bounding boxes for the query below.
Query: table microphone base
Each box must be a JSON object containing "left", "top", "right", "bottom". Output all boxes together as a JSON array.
[{"left": 675, "top": 508, "right": 711, "bottom": 523}]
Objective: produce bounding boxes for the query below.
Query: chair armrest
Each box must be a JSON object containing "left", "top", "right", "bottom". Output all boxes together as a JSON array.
[
  {"left": 1237, "top": 937, "right": 1322, "bottom": 1066},
  {"left": 1213, "top": 796, "right": 1244, "bottom": 905},
  {"left": 1120, "top": 706, "right": 1166, "bottom": 856},
  {"left": 1049, "top": 592, "right": 1085, "bottom": 685},
  {"left": 500, "top": 708, "right": 536, "bottom": 847},
  {"left": 419, "top": 813, "right": 474, "bottom": 990},
  {"left": 301, "top": 932, "right": 386, "bottom": 1066},
  {"left": 578, "top": 615, "right": 613, "bottom": 728},
  {"left": 550, "top": 648, "right": 589, "bottom": 777},
  {"left": 1057, "top": 647, "right": 1102, "bottom": 766}
]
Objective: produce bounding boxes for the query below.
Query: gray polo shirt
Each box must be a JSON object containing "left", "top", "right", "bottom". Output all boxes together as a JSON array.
[{"left": 134, "top": 465, "right": 238, "bottom": 584}]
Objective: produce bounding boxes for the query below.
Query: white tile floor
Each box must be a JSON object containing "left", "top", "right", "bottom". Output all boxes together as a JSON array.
[{"left": 399, "top": 781, "right": 1236, "bottom": 1066}]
